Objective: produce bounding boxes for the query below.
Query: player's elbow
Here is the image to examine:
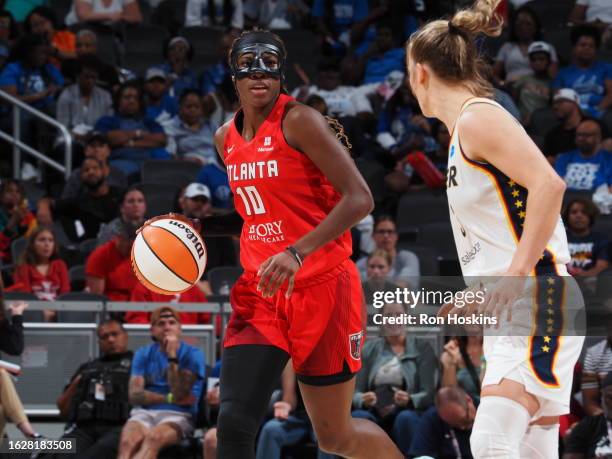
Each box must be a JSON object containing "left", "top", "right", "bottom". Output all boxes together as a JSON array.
[{"left": 354, "top": 188, "right": 374, "bottom": 219}]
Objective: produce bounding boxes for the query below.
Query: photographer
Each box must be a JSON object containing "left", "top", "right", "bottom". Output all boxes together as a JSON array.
[{"left": 44, "top": 319, "right": 132, "bottom": 459}]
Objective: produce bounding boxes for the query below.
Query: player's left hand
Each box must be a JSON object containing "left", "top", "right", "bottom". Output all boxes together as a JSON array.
[
  {"left": 273, "top": 401, "right": 292, "bottom": 420},
  {"left": 479, "top": 276, "right": 526, "bottom": 326},
  {"left": 393, "top": 389, "right": 410, "bottom": 407},
  {"left": 257, "top": 251, "right": 300, "bottom": 299}
]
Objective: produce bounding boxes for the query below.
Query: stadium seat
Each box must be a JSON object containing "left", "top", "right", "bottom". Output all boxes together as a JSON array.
[
  {"left": 55, "top": 292, "right": 107, "bottom": 323},
  {"left": 179, "top": 26, "right": 224, "bottom": 64},
  {"left": 79, "top": 238, "right": 99, "bottom": 258},
  {"left": 602, "top": 109, "right": 612, "bottom": 137},
  {"left": 10, "top": 237, "right": 27, "bottom": 265},
  {"left": 396, "top": 191, "right": 449, "bottom": 232},
  {"left": 137, "top": 182, "right": 182, "bottom": 218},
  {"left": 397, "top": 243, "right": 441, "bottom": 277},
  {"left": 123, "top": 24, "right": 170, "bottom": 55},
  {"left": 207, "top": 266, "right": 243, "bottom": 295},
  {"left": 543, "top": 25, "right": 573, "bottom": 65},
  {"left": 4, "top": 292, "right": 44, "bottom": 322},
  {"left": 562, "top": 190, "right": 592, "bottom": 208},
  {"left": 152, "top": 0, "right": 187, "bottom": 35},
  {"left": 415, "top": 222, "right": 456, "bottom": 257},
  {"left": 355, "top": 158, "right": 386, "bottom": 205},
  {"left": 141, "top": 159, "right": 200, "bottom": 188},
  {"left": 275, "top": 29, "right": 320, "bottom": 89},
  {"left": 69, "top": 265, "right": 86, "bottom": 292},
  {"left": 529, "top": 107, "right": 557, "bottom": 141}
]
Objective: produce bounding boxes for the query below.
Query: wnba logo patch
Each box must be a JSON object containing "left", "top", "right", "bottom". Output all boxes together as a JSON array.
[{"left": 349, "top": 331, "right": 363, "bottom": 360}]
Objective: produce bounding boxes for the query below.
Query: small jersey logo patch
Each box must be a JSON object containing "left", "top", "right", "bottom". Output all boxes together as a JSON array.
[{"left": 349, "top": 331, "right": 363, "bottom": 361}]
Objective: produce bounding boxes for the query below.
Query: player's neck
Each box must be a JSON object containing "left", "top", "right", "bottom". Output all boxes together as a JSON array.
[{"left": 429, "top": 85, "right": 476, "bottom": 135}]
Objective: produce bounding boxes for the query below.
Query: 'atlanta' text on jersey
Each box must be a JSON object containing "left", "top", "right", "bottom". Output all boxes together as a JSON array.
[{"left": 227, "top": 160, "right": 279, "bottom": 182}]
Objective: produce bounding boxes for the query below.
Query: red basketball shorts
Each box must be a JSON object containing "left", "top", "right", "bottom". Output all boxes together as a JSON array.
[{"left": 224, "top": 259, "right": 366, "bottom": 378}]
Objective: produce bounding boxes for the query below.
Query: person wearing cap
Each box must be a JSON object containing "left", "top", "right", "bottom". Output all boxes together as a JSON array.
[
  {"left": 86, "top": 218, "right": 139, "bottom": 301},
  {"left": 512, "top": 41, "right": 554, "bottom": 125},
  {"left": 117, "top": 306, "right": 205, "bottom": 459},
  {"left": 544, "top": 88, "right": 585, "bottom": 163},
  {"left": 97, "top": 184, "right": 146, "bottom": 246},
  {"left": 60, "top": 131, "right": 128, "bottom": 199},
  {"left": 154, "top": 36, "right": 198, "bottom": 100},
  {"left": 56, "top": 54, "right": 112, "bottom": 143},
  {"left": 564, "top": 371, "right": 612, "bottom": 458},
  {"left": 554, "top": 118, "right": 612, "bottom": 191},
  {"left": 553, "top": 25, "right": 612, "bottom": 118},
  {"left": 143, "top": 67, "right": 178, "bottom": 129},
  {"left": 179, "top": 182, "right": 213, "bottom": 220},
  {"left": 165, "top": 88, "right": 217, "bottom": 165}
]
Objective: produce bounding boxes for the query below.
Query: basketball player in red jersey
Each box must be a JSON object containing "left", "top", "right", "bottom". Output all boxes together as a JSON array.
[{"left": 205, "top": 30, "right": 402, "bottom": 459}]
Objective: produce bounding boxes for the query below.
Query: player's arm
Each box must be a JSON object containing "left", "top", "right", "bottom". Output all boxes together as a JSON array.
[
  {"left": 284, "top": 104, "right": 374, "bottom": 256},
  {"left": 128, "top": 375, "right": 166, "bottom": 406},
  {"left": 459, "top": 105, "right": 566, "bottom": 276}
]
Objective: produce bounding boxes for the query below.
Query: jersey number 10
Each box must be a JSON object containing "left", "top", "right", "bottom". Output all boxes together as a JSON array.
[{"left": 236, "top": 186, "right": 266, "bottom": 215}]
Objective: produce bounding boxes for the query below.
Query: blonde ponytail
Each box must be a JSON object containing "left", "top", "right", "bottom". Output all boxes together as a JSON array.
[{"left": 450, "top": 0, "right": 503, "bottom": 37}]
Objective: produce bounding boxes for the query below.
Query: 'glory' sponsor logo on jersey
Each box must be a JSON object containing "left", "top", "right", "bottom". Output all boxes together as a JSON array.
[
  {"left": 227, "top": 160, "right": 279, "bottom": 182},
  {"left": 247, "top": 220, "right": 285, "bottom": 243}
]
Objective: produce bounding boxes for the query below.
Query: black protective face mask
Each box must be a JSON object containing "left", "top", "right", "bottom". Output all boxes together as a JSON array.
[{"left": 231, "top": 43, "right": 283, "bottom": 80}]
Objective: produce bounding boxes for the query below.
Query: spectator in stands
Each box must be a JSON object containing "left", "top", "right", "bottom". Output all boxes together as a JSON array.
[
  {"left": 359, "top": 21, "right": 405, "bottom": 85},
  {"left": 0, "top": 33, "right": 63, "bottom": 113},
  {"left": 47, "top": 319, "right": 132, "bottom": 459},
  {"left": 196, "top": 156, "right": 232, "bottom": 210},
  {"left": 563, "top": 198, "right": 610, "bottom": 280},
  {"left": 255, "top": 362, "right": 313, "bottom": 459},
  {"left": 244, "top": 0, "right": 309, "bottom": 29},
  {"left": 200, "top": 32, "right": 235, "bottom": 97},
  {"left": 61, "top": 132, "right": 128, "bottom": 199},
  {"left": 56, "top": 55, "right": 113, "bottom": 145},
  {"left": 555, "top": 119, "right": 612, "bottom": 192},
  {"left": 427, "top": 121, "right": 450, "bottom": 174},
  {"left": 0, "top": 299, "right": 40, "bottom": 441},
  {"left": 4, "top": 0, "right": 44, "bottom": 23},
  {"left": 354, "top": 301, "right": 437, "bottom": 456},
  {"left": 493, "top": 5, "right": 558, "bottom": 85},
  {"left": 13, "top": 226, "right": 70, "bottom": 320},
  {"left": 65, "top": 0, "right": 143, "bottom": 26},
  {"left": 564, "top": 371, "right": 612, "bottom": 458},
  {"left": 156, "top": 36, "right": 198, "bottom": 100},
  {"left": 361, "top": 249, "right": 398, "bottom": 308},
  {"left": 37, "top": 157, "right": 123, "bottom": 242},
  {"left": 293, "top": 59, "right": 371, "bottom": 119},
  {"left": 184, "top": 0, "right": 244, "bottom": 31},
  {"left": 117, "top": 306, "right": 205, "bottom": 459},
  {"left": 0, "top": 179, "right": 36, "bottom": 264},
  {"left": 143, "top": 67, "right": 177, "bottom": 129},
  {"left": 94, "top": 81, "right": 169, "bottom": 179},
  {"left": 569, "top": 0, "right": 612, "bottom": 32},
  {"left": 553, "top": 25, "right": 612, "bottom": 118},
  {"left": 544, "top": 89, "right": 584, "bottom": 162},
  {"left": 86, "top": 220, "right": 138, "bottom": 301},
  {"left": 513, "top": 41, "right": 554, "bottom": 126},
  {"left": 311, "top": 0, "right": 369, "bottom": 56},
  {"left": 356, "top": 216, "right": 419, "bottom": 287},
  {"left": 439, "top": 337, "right": 483, "bottom": 404},
  {"left": 61, "top": 29, "right": 121, "bottom": 91},
  {"left": 125, "top": 282, "right": 210, "bottom": 324},
  {"left": 0, "top": 9, "right": 19, "bottom": 46},
  {"left": 581, "top": 334, "right": 612, "bottom": 417},
  {"left": 166, "top": 89, "right": 217, "bottom": 165},
  {"left": 24, "top": 6, "right": 76, "bottom": 67},
  {"left": 97, "top": 184, "right": 145, "bottom": 245},
  {"left": 305, "top": 93, "right": 328, "bottom": 115},
  {"left": 408, "top": 386, "right": 476, "bottom": 458}
]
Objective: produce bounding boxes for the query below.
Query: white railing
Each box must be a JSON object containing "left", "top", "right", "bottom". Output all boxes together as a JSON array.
[{"left": 0, "top": 89, "right": 72, "bottom": 180}]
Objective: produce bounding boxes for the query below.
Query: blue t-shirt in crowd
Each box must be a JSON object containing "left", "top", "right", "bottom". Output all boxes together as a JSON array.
[
  {"left": 131, "top": 341, "right": 205, "bottom": 417},
  {"left": 553, "top": 61, "right": 612, "bottom": 118},
  {"left": 409, "top": 406, "right": 473, "bottom": 459},
  {"left": 567, "top": 231, "right": 610, "bottom": 271},
  {"left": 363, "top": 48, "right": 405, "bottom": 84},
  {"left": 197, "top": 161, "right": 231, "bottom": 209},
  {"left": 0, "top": 62, "right": 64, "bottom": 110},
  {"left": 95, "top": 114, "right": 168, "bottom": 160},
  {"left": 554, "top": 149, "right": 612, "bottom": 191},
  {"left": 145, "top": 94, "right": 179, "bottom": 125},
  {"left": 201, "top": 62, "right": 230, "bottom": 96},
  {"left": 156, "top": 63, "right": 199, "bottom": 100},
  {"left": 311, "top": 0, "right": 368, "bottom": 35}
]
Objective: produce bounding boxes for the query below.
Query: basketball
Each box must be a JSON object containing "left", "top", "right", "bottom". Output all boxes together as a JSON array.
[{"left": 131, "top": 217, "right": 207, "bottom": 295}]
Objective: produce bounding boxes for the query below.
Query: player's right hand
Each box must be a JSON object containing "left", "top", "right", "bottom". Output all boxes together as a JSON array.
[{"left": 362, "top": 391, "right": 377, "bottom": 408}]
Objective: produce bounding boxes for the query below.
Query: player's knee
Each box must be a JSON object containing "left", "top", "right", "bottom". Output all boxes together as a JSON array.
[{"left": 216, "top": 402, "right": 259, "bottom": 444}]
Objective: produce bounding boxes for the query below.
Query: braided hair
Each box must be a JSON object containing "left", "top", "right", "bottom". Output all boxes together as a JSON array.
[{"left": 325, "top": 116, "right": 352, "bottom": 154}]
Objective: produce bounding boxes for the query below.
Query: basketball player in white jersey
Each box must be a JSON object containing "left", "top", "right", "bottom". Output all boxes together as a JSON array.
[{"left": 406, "top": 1, "right": 585, "bottom": 457}]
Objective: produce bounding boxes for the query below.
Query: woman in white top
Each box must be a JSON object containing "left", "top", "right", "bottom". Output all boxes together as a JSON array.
[
  {"left": 407, "top": 1, "right": 584, "bottom": 457},
  {"left": 65, "top": 0, "right": 142, "bottom": 26}
]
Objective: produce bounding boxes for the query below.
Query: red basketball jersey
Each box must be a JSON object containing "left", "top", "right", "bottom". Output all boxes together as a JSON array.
[{"left": 223, "top": 94, "right": 352, "bottom": 279}]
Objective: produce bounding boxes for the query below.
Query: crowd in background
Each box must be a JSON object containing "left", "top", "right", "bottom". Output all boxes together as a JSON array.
[{"left": 0, "top": 0, "right": 610, "bottom": 458}]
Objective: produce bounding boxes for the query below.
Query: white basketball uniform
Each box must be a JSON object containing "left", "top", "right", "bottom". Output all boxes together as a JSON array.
[{"left": 447, "top": 97, "right": 585, "bottom": 418}]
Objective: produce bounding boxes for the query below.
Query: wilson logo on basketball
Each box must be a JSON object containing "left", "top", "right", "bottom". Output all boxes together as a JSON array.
[{"left": 168, "top": 220, "right": 205, "bottom": 258}]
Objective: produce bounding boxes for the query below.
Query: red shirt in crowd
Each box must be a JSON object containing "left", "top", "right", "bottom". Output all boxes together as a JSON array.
[
  {"left": 125, "top": 283, "right": 211, "bottom": 324},
  {"left": 86, "top": 240, "right": 137, "bottom": 301},
  {"left": 12, "top": 259, "right": 70, "bottom": 301}
]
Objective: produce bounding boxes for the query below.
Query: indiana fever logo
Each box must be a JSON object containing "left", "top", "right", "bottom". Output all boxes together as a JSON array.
[
  {"left": 168, "top": 220, "right": 205, "bottom": 259},
  {"left": 349, "top": 331, "right": 363, "bottom": 360}
]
